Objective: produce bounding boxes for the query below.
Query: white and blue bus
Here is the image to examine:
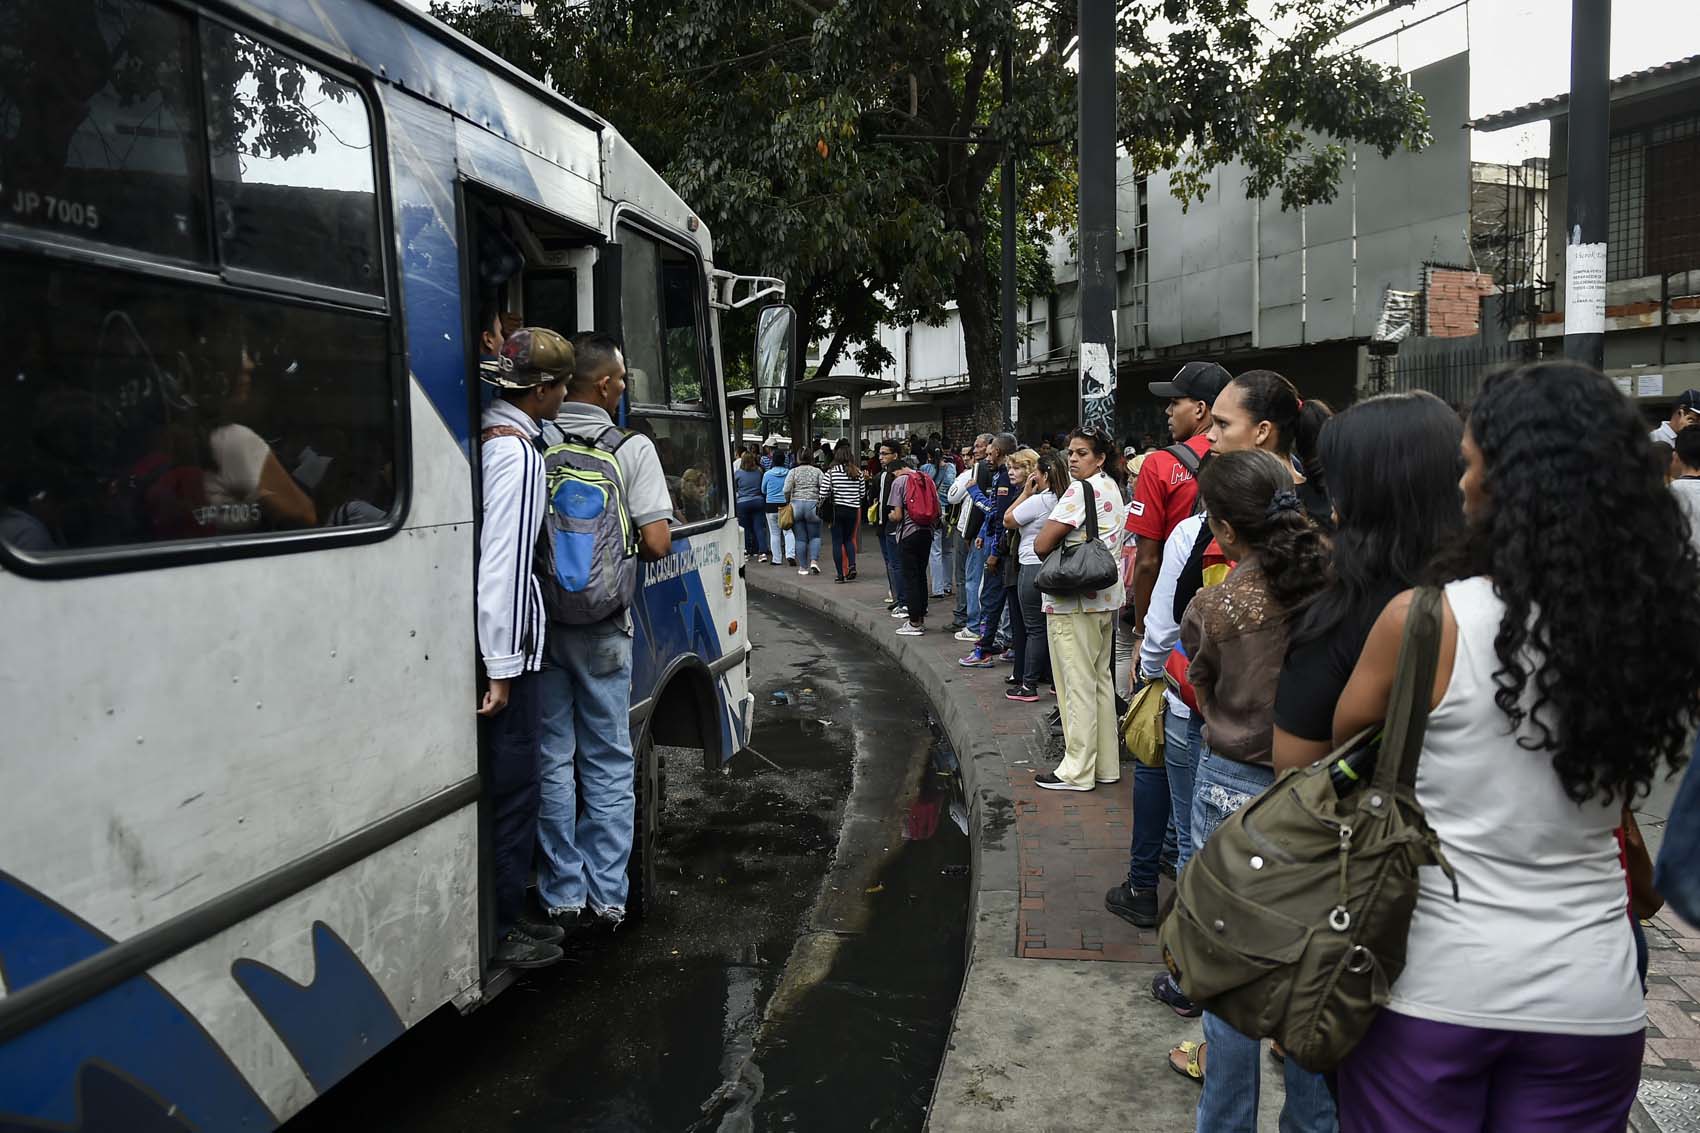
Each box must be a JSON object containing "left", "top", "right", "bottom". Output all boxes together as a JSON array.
[{"left": 0, "top": 1, "right": 796, "bottom": 1127}]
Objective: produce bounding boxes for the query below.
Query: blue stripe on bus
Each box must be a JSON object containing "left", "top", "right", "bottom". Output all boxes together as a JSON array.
[{"left": 0, "top": 875, "right": 273, "bottom": 1130}]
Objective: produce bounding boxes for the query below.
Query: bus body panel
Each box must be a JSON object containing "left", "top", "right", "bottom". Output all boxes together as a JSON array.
[{"left": 0, "top": 1, "right": 752, "bottom": 1126}]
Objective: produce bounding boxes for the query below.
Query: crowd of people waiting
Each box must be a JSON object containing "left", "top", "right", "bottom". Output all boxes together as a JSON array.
[{"left": 751, "top": 358, "right": 1700, "bottom": 1132}]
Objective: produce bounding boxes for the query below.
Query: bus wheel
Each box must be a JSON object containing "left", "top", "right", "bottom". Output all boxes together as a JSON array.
[{"left": 627, "top": 730, "right": 660, "bottom": 919}]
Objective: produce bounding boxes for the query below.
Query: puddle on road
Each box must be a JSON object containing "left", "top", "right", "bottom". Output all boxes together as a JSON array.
[{"left": 284, "top": 598, "right": 969, "bottom": 1133}]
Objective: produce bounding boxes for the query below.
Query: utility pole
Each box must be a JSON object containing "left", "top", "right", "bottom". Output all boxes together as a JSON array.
[
  {"left": 1077, "top": 0, "right": 1117, "bottom": 430},
  {"left": 1001, "top": 31, "right": 1019, "bottom": 433},
  {"left": 1563, "top": 0, "right": 1610, "bottom": 370}
]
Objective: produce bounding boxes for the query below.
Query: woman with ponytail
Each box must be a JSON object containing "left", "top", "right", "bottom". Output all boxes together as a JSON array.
[
  {"left": 1207, "top": 368, "right": 1333, "bottom": 527},
  {"left": 1167, "top": 447, "right": 1336, "bottom": 1132}
]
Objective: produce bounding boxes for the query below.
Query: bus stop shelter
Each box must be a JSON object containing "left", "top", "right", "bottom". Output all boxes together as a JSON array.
[{"left": 727, "top": 374, "right": 895, "bottom": 454}]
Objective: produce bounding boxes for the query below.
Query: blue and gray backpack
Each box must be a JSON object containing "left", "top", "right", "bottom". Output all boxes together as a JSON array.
[{"left": 538, "top": 422, "right": 640, "bottom": 624}]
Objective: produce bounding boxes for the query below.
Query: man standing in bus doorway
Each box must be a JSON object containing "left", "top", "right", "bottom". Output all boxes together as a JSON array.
[
  {"left": 536, "top": 333, "right": 674, "bottom": 935},
  {"left": 476, "top": 326, "right": 575, "bottom": 970}
]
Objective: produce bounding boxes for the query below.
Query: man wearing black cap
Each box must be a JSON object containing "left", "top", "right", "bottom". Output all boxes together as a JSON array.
[
  {"left": 1125, "top": 361, "right": 1232, "bottom": 634},
  {"left": 1650, "top": 389, "right": 1700, "bottom": 446}
]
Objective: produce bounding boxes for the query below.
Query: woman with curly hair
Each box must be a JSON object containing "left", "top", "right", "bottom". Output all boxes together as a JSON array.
[
  {"left": 1332, "top": 361, "right": 1700, "bottom": 1132},
  {"left": 1169, "top": 447, "right": 1336, "bottom": 1130}
]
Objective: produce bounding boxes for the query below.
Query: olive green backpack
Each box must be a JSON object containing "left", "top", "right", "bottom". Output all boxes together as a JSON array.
[{"left": 1157, "top": 586, "right": 1457, "bottom": 1072}]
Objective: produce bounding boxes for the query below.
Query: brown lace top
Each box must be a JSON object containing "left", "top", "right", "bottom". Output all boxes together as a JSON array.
[{"left": 1179, "top": 556, "right": 1291, "bottom": 766}]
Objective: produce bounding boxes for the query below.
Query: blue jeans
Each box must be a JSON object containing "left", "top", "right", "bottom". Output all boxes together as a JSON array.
[
  {"left": 951, "top": 530, "right": 971, "bottom": 624},
  {"left": 974, "top": 562, "right": 1009, "bottom": 650},
  {"left": 964, "top": 534, "right": 991, "bottom": 629},
  {"left": 736, "top": 498, "right": 768, "bottom": 555},
  {"left": 1165, "top": 709, "right": 1200, "bottom": 874},
  {"left": 537, "top": 619, "right": 636, "bottom": 916},
  {"left": 881, "top": 529, "right": 905, "bottom": 604},
  {"left": 1192, "top": 747, "right": 1337, "bottom": 1133},
  {"left": 1656, "top": 730, "right": 1700, "bottom": 926},
  {"left": 928, "top": 526, "right": 950, "bottom": 594},
  {"left": 791, "top": 499, "right": 822, "bottom": 566}
]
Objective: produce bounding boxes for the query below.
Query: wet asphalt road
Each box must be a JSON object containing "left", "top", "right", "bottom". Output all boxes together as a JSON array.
[{"left": 283, "top": 593, "right": 969, "bottom": 1133}]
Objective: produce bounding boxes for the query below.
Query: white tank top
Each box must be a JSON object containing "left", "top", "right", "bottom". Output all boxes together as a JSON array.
[{"left": 1387, "top": 576, "right": 1644, "bottom": 1035}]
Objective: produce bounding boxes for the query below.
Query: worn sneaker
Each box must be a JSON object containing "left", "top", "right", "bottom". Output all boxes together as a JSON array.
[
  {"left": 958, "top": 648, "right": 996, "bottom": 667},
  {"left": 944, "top": 620, "right": 966, "bottom": 632},
  {"left": 1105, "top": 884, "right": 1158, "bottom": 928},
  {"left": 798, "top": 568, "right": 810, "bottom": 576},
  {"left": 547, "top": 906, "right": 588, "bottom": 935},
  {"left": 1151, "top": 971, "right": 1202, "bottom": 1018},
  {"left": 516, "top": 914, "right": 566, "bottom": 944},
  {"left": 1005, "top": 685, "right": 1041, "bottom": 702},
  {"left": 494, "top": 930, "right": 563, "bottom": 970},
  {"left": 1034, "top": 771, "right": 1092, "bottom": 791},
  {"left": 809, "top": 562, "right": 821, "bottom": 574},
  {"left": 896, "top": 622, "right": 925, "bottom": 636},
  {"left": 999, "top": 649, "right": 1015, "bottom": 662},
  {"left": 953, "top": 627, "right": 980, "bottom": 642},
  {"left": 590, "top": 906, "right": 626, "bottom": 933},
  {"left": 890, "top": 606, "right": 910, "bottom": 618}
]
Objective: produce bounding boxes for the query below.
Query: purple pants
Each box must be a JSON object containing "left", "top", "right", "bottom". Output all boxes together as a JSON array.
[{"left": 1338, "top": 1011, "right": 1644, "bottom": 1132}]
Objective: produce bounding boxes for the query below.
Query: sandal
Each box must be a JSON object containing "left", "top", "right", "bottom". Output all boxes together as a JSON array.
[{"left": 1168, "top": 1040, "right": 1206, "bottom": 1082}]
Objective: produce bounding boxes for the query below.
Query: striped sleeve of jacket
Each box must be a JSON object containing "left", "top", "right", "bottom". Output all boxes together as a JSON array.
[{"left": 477, "top": 434, "right": 547, "bottom": 678}]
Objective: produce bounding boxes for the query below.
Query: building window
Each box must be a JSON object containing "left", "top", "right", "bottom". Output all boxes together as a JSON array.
[{"left": 1608, "top": 112, "right": 1700, "bottom": 281}]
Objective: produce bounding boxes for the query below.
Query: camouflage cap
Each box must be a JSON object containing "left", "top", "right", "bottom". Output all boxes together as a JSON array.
[{"left": 481, "top": 326, "right": 575, "bottom": 389}]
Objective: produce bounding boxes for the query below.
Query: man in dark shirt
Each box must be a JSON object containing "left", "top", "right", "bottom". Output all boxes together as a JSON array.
[{"left": 958, "top": 433, "right": 1016, "bottom": 664}]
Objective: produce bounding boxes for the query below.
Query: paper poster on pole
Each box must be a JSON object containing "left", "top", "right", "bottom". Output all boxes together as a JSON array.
[{"left": 1564, "top": 240, "right": 1607, "bottom": 336}]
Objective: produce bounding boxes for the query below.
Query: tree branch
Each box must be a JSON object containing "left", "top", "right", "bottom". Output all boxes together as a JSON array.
[
  {"left": 811, "top": 321, "right": 852, "bottom": 381},
  {"left": 680, "top": 36, "right": 812, "bottom": 77}
]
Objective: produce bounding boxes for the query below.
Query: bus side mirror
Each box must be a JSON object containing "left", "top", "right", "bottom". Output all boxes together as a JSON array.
[{"left": 754, "top": 304, "right": 796, "bottom": 421}]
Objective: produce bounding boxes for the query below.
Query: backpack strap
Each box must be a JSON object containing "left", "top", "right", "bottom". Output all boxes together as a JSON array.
[
  {"left": 1165, "top": 442, "right": 1202, "bottom": 477},
  {"left": 481, "top": 424, "right": 545, "bottom": 453}
]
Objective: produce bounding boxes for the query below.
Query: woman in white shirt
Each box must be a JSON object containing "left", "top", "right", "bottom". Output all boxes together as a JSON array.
[
  {"left": 1003, "top": 450, "right": 1064, "bottom": 702},
  {"left": 1032, "top": 428, "right": 1129, "bottom": 790},
  {"left": 1332, "top": 361, "right": 1700, "bottom": 1132}
]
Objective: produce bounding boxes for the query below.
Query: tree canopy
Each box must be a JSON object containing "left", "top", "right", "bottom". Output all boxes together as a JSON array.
[{"left": 438, "top": 0, "right": 1428, "bottom": 432}]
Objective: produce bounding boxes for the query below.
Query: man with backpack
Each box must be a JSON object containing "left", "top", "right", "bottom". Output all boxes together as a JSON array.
[
  {"left": 1125, "top": 361, "right": 1231, "bottom": 633},
  {"left": 476, "top": 326, "right": 575, "bottom": 970},
  {"left": 535, "top": 333, "right": 674, "bottom": 936},
  {"left": 888, "top": 456, "right": 940, "bottom": 636}
]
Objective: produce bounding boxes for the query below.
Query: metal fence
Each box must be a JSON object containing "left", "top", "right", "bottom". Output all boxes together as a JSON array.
[{"left": 1379, "top": 337, "right": 1545, "bottom": 407}]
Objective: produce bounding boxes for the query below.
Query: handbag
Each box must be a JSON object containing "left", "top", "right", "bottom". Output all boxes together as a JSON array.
[
  {"left": 1157, "top": 586, "right": 1457, "bottom": 1072},
  {"left": 1035, "top": 479, "right": 1119, "bottom": 596},
  {"left": 1120, "top": 676, "right": 1167, "bottom": 767},
  {"left": 778, "top": 503, "right": 794, "bottom": 531}
]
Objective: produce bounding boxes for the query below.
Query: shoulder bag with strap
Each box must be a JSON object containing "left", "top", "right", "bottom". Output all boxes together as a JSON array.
[
  {"left": 1157, "top": 586, "right": 1457, "bottom": 1072},
  {"left": 1035, "top": 479, "right": 1119, "bottom": 596}
]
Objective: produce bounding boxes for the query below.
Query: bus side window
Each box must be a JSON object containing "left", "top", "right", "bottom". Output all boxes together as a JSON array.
[
  {"left": 0, "top": 1, "right": 398, "bottom": 565},
  {"left": 201, "top": 22, "right": 383, "bottom": 296},
  {"left": 0, "top": 0, "right": 209, "bottom": 261},
  {"left": 618, "top": 223, "right": 725, "bottom": 528}
]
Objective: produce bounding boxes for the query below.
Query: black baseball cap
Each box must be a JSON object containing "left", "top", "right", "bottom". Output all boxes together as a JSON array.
[
  {"left": 1678, "top": 389, "right": 1700, "bottom": 414},
  {"left": 1149, "top": 361, "right": 1232, "bottom": 403}
]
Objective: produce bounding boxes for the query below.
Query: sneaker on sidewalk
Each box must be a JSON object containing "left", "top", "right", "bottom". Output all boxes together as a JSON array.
[
  {"left": 1034, "top": 771, "right": 1092, "bottom": 791},
  {"left": 1105, "top": 883, "right": 1158, "bottom": 928},
  {"left": 1151, "top": 971, "right": 1202, "bottom": 1018},
  {"left": 999, "top": 649, "right": 1015, "bottom": 662},
  {"left": 809, "top": 562, "right": 821, "bottom": 574},
  {"left": 958, "top": 648, "right": 996, "bottom": 667},
  {"left": 797, "top": 568, "right": 810, "bottom": 576},
  {"left": 896, "top": 622, "right": 925, "bottom": 636},
  {"left": 494, "top": 930, "right": 563, "bottom": 969},
  {"left": 945, "top": 620, "right": 966, "bottom": 632},
  {"left": 953, "top": 627, "right": 980, "bottom": 642},
  {"left": 1005, "top": 684, "right": 1041, "bottom": 702},
  {"left": 890, "top": 605, "right": 910, "bottom": 618}
]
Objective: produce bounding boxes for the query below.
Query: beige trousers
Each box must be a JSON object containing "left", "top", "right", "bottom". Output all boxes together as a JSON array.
[{"left": 1047, "top": 610, "right": 1120, "bottom": 787}]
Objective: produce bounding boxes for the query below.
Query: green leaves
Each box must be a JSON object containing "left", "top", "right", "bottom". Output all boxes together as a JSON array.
[{"left": 436, "top": 0, "right": 1426, "bottom": 421}]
